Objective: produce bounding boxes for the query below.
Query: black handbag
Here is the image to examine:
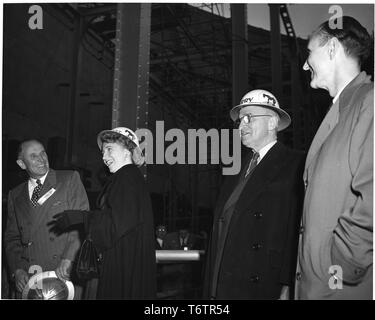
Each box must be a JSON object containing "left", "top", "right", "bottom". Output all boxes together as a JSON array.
[{"left": 76, "top": 234, "right": 100, "bottom": 280}]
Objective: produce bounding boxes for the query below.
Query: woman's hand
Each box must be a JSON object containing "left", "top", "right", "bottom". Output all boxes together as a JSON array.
[{"left": 49, "top": 210, "right": 86, "bottom": 232}]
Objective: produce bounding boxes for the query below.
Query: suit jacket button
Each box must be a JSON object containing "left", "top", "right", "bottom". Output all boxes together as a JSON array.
[
  {"left": 250, "top": 275, "right": 260, "bottom": 283},
  {"left": 27, "top": 241, "right": 33, "bottom": 246},
  {"left": 53, "top": 255, "right": 57, "bottom": 259},
  {"left": 296, "top": 272, "right": 302, "bottom": 281}
]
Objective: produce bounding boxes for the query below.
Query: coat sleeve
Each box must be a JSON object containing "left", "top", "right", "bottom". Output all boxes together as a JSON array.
[
  {"left": 61, "top": 171, "right": 90, "bottom": 261},
  {"left": 279, "top": 153, "right": 305, "bottom": 286},
  {"left": 4, "top": 190, "right": 29, "bottom": 274},
  {"left": 88, "top": 172, "right": 143, "bottom": 253},
  {"left": 331, "top": 88, "right": 373, "bottom": 284}
]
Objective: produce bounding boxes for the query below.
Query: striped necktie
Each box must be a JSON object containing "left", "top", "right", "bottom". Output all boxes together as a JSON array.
[{"left": 245, "top": 151, "right": 259, "bottom": 178}]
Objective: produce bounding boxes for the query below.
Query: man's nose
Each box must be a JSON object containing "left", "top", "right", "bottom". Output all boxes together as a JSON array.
[
  {"left": 238, "top": 120, "right": 247, "bottom": 131},
  {"left": 303, "top": 60, "right": 310, "bottom": 71},
  {"left": 36, "top": 154, "right": 45, "bottom": 163}
]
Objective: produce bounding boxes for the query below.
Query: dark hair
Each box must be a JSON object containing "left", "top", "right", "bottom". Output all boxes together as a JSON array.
[
  {"left": 17, "top": 139, "right": 44, "bottom": 159},
  {"left": 311, "top": 16, "right": 371, "bottom": 66},
  {"left": 99, "top": 131, "right": 137, "bottom": 152}
]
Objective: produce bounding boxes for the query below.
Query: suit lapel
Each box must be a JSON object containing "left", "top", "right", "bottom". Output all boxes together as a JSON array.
[
  {"left": 14, "top": 182, "right": 33, "bottom": 224},
  {"left": 237, "top": 142, "right": 285, "bottom": 208},
  {"left": 304, "top": 101, "right": 340, "bottom": 173},
  {"left": 30, "top": 170, "right": 57, "bottom": 234},
  {"left": 215, "top": 169, "right": 242, "bottom": 222},
  {"left": 304, "top": 72, "right": 371, "bottom": 175}
]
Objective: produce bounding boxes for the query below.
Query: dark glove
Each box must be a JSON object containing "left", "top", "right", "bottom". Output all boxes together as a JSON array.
[{"left": 51, "top": 210, "right": 87, "bottom": 231}]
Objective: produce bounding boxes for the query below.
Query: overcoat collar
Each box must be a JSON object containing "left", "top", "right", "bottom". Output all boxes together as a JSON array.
[
  {"left": 237, "top": 141, "right": 287, "bottom": 210},
  {"left": 304, "top": 71, "right": 371, "bottom": 172}
]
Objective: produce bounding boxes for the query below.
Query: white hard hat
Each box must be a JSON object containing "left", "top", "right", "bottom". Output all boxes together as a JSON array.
[
  {"left": 97, "top": 127, "right": 144, "bottom": 167},
  {"left": 22, "top": 271, "right": 75, "bottom": 300},
  {"left": 230, "top": 89, "right": 291, "bottom": 131},
  {"left": 97, "top": 127, "right": 140, "bottom": 149}
]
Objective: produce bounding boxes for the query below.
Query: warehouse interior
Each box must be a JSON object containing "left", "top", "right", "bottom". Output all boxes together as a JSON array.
[{"left": 2, "top": 3, "right": 373, "bottom": 299}]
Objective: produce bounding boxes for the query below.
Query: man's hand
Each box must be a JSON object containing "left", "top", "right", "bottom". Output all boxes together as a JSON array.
[
  {"left": 14, "top": 269, "right": 29, "bottom": 293},
  {"left": 55, "top": 259, "right": 72, "bottom": 281},
  {"left": 279, "top": 285, "right": 290, "bottom": 300}
]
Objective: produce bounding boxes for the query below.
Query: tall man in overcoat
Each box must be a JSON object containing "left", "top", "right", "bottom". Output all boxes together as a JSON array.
[{"left": 295, "top": 16, "right": 373, "bottom": 299}]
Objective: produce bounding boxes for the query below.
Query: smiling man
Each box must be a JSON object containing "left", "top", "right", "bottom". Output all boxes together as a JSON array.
[
  {"left": 204, "top": 89, "right": 305, "bottom": 300},
  {"left": 296, "top": 16, "right": 373, "bottom": 300},
  {"left": 4, "top": 139, "right": 89, "bottom": 299}
]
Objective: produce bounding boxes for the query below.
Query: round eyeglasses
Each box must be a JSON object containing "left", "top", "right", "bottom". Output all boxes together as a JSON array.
[{"left": 234, "top": 114, "right": 272, "bottom": 127}]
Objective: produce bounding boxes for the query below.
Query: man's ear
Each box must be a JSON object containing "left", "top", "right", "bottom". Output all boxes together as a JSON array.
[
  {"left": 268, "top": 116, "right": 279, "bottom": 131},
  {"left": 328, "top": 37, "right": 339, "bottom": 60},
  {"left": 16, "top": 159, "right": 26, "bottom": 170}
]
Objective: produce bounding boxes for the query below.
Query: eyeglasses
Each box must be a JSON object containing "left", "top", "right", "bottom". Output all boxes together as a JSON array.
[{"left": 234, "top": 114, "right": 272, "bottom": 127}]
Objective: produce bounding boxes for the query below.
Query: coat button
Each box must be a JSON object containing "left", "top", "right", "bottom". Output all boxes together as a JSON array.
[
  {"left": 27, "top": 241, "right": 33, "bottom": 247},
  {"left": 250, "top": 275, "right": 260, "bottom": 283},
  {"left": 296, "top": 272, "right": 302, "bottom": 281},
  {"left": 53, "top": 255, "right": 58, "bottom": 259},
  {"left": 252, "top": 243, "right": 262, "bottom": 250},
  {"left": 253, "top": 212, "right": 263, "bottom": 219}
]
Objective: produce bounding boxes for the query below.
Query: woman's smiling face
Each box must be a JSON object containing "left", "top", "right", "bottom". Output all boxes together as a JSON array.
[{"left": 102, "top": 142, "right": 130, "bottom": 173}]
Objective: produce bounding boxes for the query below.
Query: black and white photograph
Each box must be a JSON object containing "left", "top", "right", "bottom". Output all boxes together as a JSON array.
[{"left": 1, "top": 1, "right": 373, "bottom": 303}]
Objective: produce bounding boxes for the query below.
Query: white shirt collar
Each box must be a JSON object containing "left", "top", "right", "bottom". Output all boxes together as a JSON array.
[
  {"left": 332, "top": 86, "right": 345, "bottom": 104},
  {"left": 29, "top": 171, "right": 49, "bottom": 186},
  {"left": 257, "top": 140, "right": 277, "bottom": 163},
  {"left": 157, "top": 238, "right": 163, "bottom": 247},
  {"left": 28, "top": 171, "right": 49, "bottom": 199}
]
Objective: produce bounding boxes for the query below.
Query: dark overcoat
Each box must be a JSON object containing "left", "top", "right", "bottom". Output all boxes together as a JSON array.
[
  {"left": 204, "top": 142, "right": 305, "bottom": 299},
  {"left": 88, "top": 164, "right": 156, "bottom": 299}
]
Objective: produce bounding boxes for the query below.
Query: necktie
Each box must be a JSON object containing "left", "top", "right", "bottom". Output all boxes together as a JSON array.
[
  {"left": 31, "top": 179, "right": 43, "bottom": 206},
  {"left": 245, "top": 151, "right": 259, "bottom": 178}
]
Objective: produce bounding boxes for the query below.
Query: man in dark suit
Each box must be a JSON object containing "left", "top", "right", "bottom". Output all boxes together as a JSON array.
[
  {"left": 4, "top": 139, "right": 89, "bottom": 299},
  {"left": 163, "top": 225, "right": 200, "bottom": 250},
  {"left": 155, "top": 224, "right": 167, "bottom": 249},
  {"left": 204, "top": 89, "right": 305, "bottom": 300}
]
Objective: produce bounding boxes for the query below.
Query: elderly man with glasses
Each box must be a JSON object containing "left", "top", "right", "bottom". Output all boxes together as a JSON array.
[{"left": 204, "top": 89, "right": 305, "bottom": 300}]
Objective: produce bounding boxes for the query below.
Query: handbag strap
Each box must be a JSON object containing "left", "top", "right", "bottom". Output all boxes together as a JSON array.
[{"left": 83, "top": 211, "right": 91, "bottom": 239}]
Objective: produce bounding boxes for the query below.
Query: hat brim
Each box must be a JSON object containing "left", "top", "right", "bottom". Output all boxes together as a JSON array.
[
  {"left": 22, "top": 271, "right": 74, "bottom": 300},
  {"left": 97, "top": 129, "right": 140, "bottom": 150},
  {"left": 230, "top": 103, "right": 291, "bottom": 131}
]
